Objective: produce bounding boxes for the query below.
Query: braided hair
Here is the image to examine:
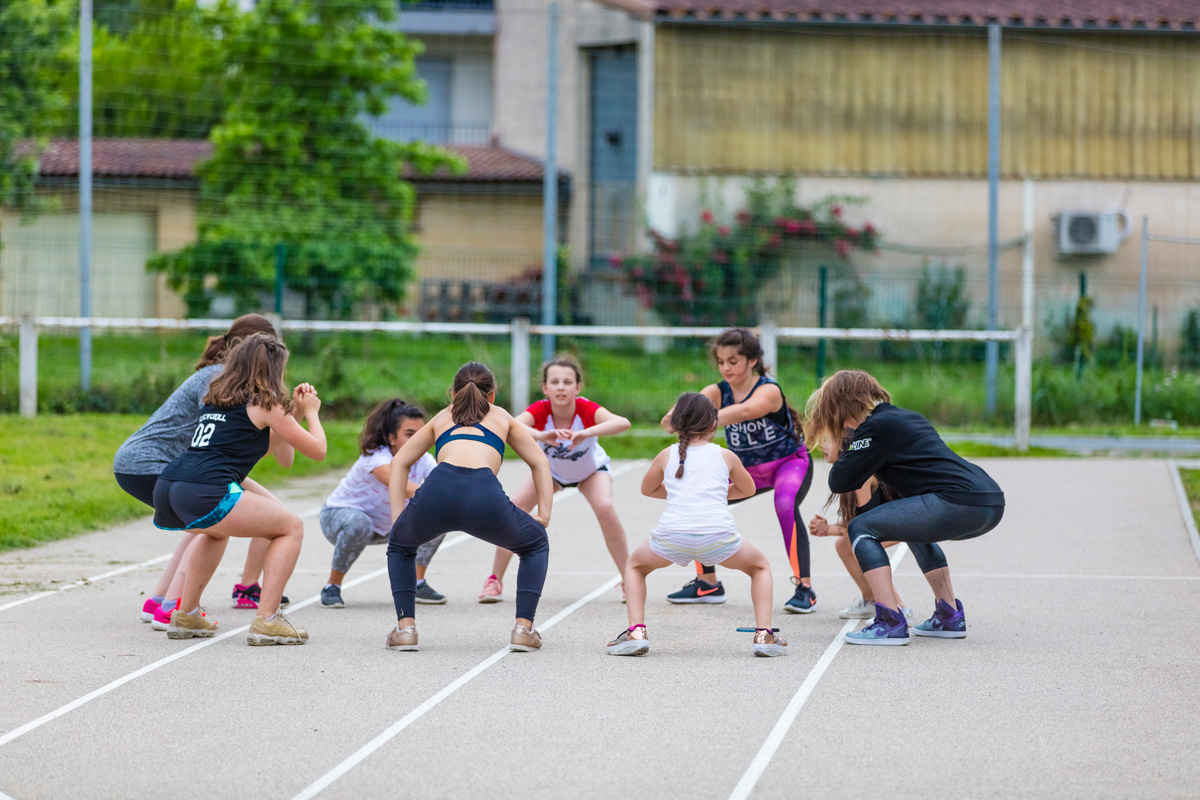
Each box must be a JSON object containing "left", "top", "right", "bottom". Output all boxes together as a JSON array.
[{"left": 669, "top": 392, "right": 719, "bottom": 478}]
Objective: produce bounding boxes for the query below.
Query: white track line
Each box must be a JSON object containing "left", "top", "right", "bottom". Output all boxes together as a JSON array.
[
  {"left": 0, "top": 788, "right": 17, "bottom": 800},
  {"left": 0, "top": 533, "right": 463, "bottom": 750},
  {"left": 290, "top": 575, "right": 623, "bottom": 800},
  {"left": 1168, "top": 460, "right": 1200, "bottom": 566},
  {"left": 0, "top": 506, "right": 325, "bottom": 614},
  {"left": 728, "top": 544, "right": 911, "bottom": 800}
]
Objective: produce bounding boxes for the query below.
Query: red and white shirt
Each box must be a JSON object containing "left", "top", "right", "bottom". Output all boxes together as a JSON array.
[{"left": 526, "top": 397, "right": 611, "bottom": 485}]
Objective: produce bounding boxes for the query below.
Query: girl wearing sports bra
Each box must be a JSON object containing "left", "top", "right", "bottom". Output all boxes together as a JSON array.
[
  {"left": 661, "top": 328, "right": 816, "bottom": 614},
  {"left": 152, "top": 333, "right": 327, "bottom": 646},
  {"left": 478, "top": 354, "right": 631, "bottom": 604},
  {"left": 386, "top": 362, "right": 553, "bottom": 653}
]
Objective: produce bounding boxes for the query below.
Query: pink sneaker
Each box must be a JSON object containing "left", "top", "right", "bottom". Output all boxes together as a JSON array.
[
  {"left": 232, "top": 583, "right": 259, "bottom": 609},
  {"left": 478, "top": 575, "right": 503, "bottom": 604},
  {"left": 141, "top": 598, "right": 161, "bottom": 623}
]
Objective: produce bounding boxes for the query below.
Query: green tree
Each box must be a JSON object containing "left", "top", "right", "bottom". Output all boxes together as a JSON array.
[
  {"left": 148, "top": 0, "right": 463, "bottom": 317},
  {"left": 0, "top": 0, "right": 73, "bottom": 215}
]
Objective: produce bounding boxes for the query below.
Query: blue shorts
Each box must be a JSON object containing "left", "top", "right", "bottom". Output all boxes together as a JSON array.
[{"left": 152, "top": 479, "right": 243, "bottom": 531}]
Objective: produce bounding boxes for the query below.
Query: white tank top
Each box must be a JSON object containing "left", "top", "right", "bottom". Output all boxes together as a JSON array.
[{"left": 654, "top": 442, "right": 737, "bottom": 535}]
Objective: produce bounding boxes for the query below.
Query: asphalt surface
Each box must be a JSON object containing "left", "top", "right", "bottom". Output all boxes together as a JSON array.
[{"left": 1, "top": 459, "right": 1198, "bottom": 799}]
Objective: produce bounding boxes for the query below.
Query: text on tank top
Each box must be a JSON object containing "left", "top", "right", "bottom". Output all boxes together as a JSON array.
[
  {"left": 719, "top": 377, "right": 799, "bottom": 465},
  {"left": 158, "top": 402, "right": 271, "bottom": 486}
]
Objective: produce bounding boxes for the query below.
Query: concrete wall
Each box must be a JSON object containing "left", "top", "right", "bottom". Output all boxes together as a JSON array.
[{"left": 646, "top": 173, "right": 1200, "bottom": 352}]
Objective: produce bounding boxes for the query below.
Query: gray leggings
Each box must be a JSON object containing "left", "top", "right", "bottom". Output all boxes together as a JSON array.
[
  {"left": 321, "top": 506, "right": 443, "bottom": 574},
  {"left": 848, "top": 494, "right": 1004, "bottom": 574}
]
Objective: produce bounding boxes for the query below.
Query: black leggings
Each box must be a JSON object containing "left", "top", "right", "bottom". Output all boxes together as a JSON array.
[
  {"left": 847, "top": 494, "right": 1004, "bottom": 573},
  {"left": 387, "top": 464, "right": 549, "bottom": 621},
  {"left": 115, "top": 472, "right": 159, "bottom": 508}
]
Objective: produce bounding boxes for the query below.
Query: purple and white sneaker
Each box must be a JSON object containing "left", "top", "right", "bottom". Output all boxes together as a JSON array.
[
  {"left": 844, "top": 604, "right": 910, "bottom": 646},
  {"left": 913, "top": 599, "right": 967, "bottom": 639}
]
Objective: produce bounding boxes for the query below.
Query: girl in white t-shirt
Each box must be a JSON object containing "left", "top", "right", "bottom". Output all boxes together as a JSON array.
[
  {"left": 319, "top": 399, "right": 438, "bottom": 608},
  {"left": 607, "top": 392, "right": 787, "bottom": 657},
  {"left": 478, "top": 355, "right": 632, "bottom": 602}
]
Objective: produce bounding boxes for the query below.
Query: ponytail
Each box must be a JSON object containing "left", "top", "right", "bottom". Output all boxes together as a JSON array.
[{"left": 450, "top": 362, "right": 496, "bottom": 425}]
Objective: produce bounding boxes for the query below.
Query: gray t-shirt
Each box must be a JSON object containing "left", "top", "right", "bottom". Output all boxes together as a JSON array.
[{"left": 113, "top": 364, "right": 223, "bottom": 475}]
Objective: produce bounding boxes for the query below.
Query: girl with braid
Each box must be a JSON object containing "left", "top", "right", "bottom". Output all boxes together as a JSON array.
[
  {"left": 660, "top": 328, "right": 815, "bottom": 614},
  {"left": 607, "top": 393, "right": 786, "bottom": 657}
]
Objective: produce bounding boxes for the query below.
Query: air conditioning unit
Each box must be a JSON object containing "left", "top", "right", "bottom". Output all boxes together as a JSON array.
[{"left": 1055, "top": 210, "right": 1132, "bottom": 255}]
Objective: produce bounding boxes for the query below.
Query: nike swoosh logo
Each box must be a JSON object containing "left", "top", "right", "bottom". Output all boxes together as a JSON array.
[{"left": 697, "top": 587, "right": 721, "bottom": 596}]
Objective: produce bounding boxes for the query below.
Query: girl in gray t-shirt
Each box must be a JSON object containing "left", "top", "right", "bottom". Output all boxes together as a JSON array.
[{"left": 114, "top": 314, "right": 290, "bottom": 628}]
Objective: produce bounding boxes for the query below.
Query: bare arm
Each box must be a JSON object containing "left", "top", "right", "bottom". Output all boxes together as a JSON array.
[
  {"left": 253, "top": 391, "right": 326, "bottom": 462},
  {"left": 370, "top": 463, "right": 418, "bottom": 498},
  {"left": 565, "top": 405, "right": 630, "bottom": 448},
  {"left": 724, "top": 449, "right": 756, "bottom": 500},
  {"left": 506, "top": 412, "right": 555, "bottom": 526},
  {"left": 716, "top": 383, "right": 783, "bottom": 427},
  {"left": 661, "top": 384, "right": 723, "bottom": 432},
  {"left": 514, "top": 409, "right": 559, "bottom": 445},
  {"left": 640, "top": 449, "right": 669, "bottom": 499},
  {"left": 389, "top": 421, "right": 437, "bottom": 521}
]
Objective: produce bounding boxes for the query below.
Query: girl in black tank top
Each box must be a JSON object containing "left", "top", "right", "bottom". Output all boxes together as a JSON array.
[{"left": 151, "top": 333, "right": 328, "bottom": 647}]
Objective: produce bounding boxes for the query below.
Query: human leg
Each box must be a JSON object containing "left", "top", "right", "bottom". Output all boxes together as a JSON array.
[
  {"left": 578, "top": 471, "right": 629, "bottom": 576},
  {"left": 718, "top": 541, "right": 774, "bottom": 630},
  {"left": 622, "top": 540, "right": 671, "bottom": 627}
]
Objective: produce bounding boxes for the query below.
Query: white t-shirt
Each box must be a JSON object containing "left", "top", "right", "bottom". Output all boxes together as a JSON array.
[
  {"left": 525, "top": 397, "right": 611, "bottom": 485},
  {"left": 654, "top": 442, "right": 737, "bottom": 535},
  {"left": 324, "top": 447, "right": 436, "bottom": 535}
]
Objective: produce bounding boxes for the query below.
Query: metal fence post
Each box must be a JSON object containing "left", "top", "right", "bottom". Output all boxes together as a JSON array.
[
  {"left": 816, "top": 266, "right": 828, "bottom": 385},
  {"left": 1015, "top": 324, "right": 1033, "bottom": 452},
  {"left": 511, "top": 317, "right": 531, "bottom": 415},
  {"left": 1135, "top": 216, "right": 1149, "bottom": 426},
  {"left": 760, "top": 319, "right": 777, "bottom": 377},
  {"left": 20, "top": 315, "right": 38, "bottom": 418}
]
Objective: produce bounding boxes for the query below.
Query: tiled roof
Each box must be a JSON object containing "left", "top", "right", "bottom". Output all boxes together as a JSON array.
[
  {"left": 33, "top": 139, "right": 563, "bottom": 183},
  {"left": 597, "top": 0, "right": 1200, "bottom": 30}
]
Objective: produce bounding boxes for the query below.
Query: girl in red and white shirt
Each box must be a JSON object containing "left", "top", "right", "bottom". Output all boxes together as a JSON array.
[{"left": 478, "top": 355, "right": 632, "bottom": 602}]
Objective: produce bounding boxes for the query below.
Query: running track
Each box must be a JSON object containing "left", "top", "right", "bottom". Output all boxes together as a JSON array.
[{"left": 1, "top": 459, "right": 1198, "bottom": 799}]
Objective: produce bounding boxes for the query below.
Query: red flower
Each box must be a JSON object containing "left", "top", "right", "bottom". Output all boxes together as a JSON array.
[
  {"left": 831, "top": 205, "right": 843, "bottom": 218},
  {"left": 700, "top": 209, "right": 714, "bottom": 224},
  {"left": 783, "top": 220, "right": 801, "bottom": 234},
  {"left": 864, "top": 222, "right": 877, "bottom": 235},
  {"left": 718, "top": 225, "right": 731, "bottom": 236},
  {"left": 735, "top": 210, "right": 751, "bottom": 225},
  {"left": 835, "top": 239, "right": 851, "bottom": 258},
  {"left": 767, "top": 234, "right": 782, "bottom": 248},
  {"left": 845, "top": 227, "right": 859, "bottom": 238},
  {"left": 632, "top": 266, "right": 644, "bottom": 278},
  {"left": 799, "top": 219, "right": 817, "bottom": 236},
  {"left": 713, "top": 250, "right": 728, "bottom": 264},
  {"left": 609, "top": 255, "right": 623, "bottom": 268}
]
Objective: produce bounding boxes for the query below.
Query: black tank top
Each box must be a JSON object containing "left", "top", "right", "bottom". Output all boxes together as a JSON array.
[
  {"left": 158, "top": 403, "right": 271, "bottom": 486},
  {"left": 719, "top": 377, "right": 800, "bottom": 466}
]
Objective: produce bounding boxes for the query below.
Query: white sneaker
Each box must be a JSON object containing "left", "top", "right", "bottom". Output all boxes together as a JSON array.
[{"left": 838, "top": 596, "right": 875, "bottom": 619}]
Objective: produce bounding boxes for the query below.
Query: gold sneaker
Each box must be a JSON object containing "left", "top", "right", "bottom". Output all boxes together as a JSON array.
[
  {"left": 508, "top": 624, "right": 542, "bottom": 652},
  {"left": 247, "top": 611, "right": 308, "bottom": 646},
  {"left": 386, "top": 625, "right": 419, "bottom": 651},
  {"left": 753, "top": 628, "right": 788, "bottom": 657},
  {"left": 606, "top": 625, "right": 649, "bottom": 656},
  {"left": 167, "top": 608, "right": 217, "bottom": 639}
]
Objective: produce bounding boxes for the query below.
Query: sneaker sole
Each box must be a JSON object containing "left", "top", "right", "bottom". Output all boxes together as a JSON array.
[
  {"left": 167, "top": 628, "right": 216, "bottom": 639},
  {"left": 246, "top": 634, "right": 306, "bottom": 646},
  {"left": 415, "top": 597, "right": 447, "bottom": 605},
  {"left": 387, "top": 643, "right": 419, "bottom": 651},
  {"left": 478, "top": 596, "right": 503, "bottom": 604},
  {"left": 508, "top": 643, "right": 541, "bottom": 652},
  {"left": 912, "top": 629, "right": 966, "bottom": 638},
  {"left": 753, "top": 645, "right": 788, "bottom": 657},
  {"left": 231, "top": 601, "right": 258, "bottom": 609},
  {"left": 606, "top": 642, "right": 650, "bottom": 656},
  {"left": 844, "top": 635, "right": 909, "bottom": 646},
  {"left": 666, "top": 596, "right": 727, "bottom": 604},
  {"left": 150, "top": 620, "right": 170, "bottom": 631},
  {"left": 784, "top": 604, "right": 816, "bottom": 614},
  {"left": 321, "top": 601, "right": 346, "bottom": 609},
  {"left": 140, "top": 611, "right": 155, "bottom": 623}
]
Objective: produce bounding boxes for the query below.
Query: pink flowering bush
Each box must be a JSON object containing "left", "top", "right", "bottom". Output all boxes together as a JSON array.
[{"left": 618, "top": 189, "right": 879, "bottom": 327}]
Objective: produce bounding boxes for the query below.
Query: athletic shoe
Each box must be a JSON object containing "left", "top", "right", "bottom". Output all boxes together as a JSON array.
[
  {"left": 478, "top": 576, "right": 503, "bottom": 604},
  {"left": 838, "top": 596, "right": 874, "bottom": 619},
  {"left": 140, "top": 598, "right": 161, "bottom": 623},
  {"left": 386, "top": 625, "right": 419, "bottom": 651},
  {"left": 247, "top": 612, "right": 307, "bottom": 646},
  {"left": 753, "top": 628, "right": 788, "bottom": 657},
  {"left": 913, "top": 599, "right": 967, "bottom": 639},
  {"left": 320, "top": 585, "right": 345, "bottom": 609},
  {"left": 167, "top": 608, "right": 217, "bottom": 639},
  {"left": 240, "top": 583, "right": 290, "bottom": 610},
  {"left": 844, "top": 604, "right": 910, "bottom": 646},
  {"left": 508, "top": 624, "right": 542, "bottom": 652},
  {"left": 151, "top": 604, "right": 173, "bottom": 631},
  {"left": 666, "top": 578, "right": 727, "bottom": 604},
  {"left": 415, "top": 582, "right": 447, "bottom": 604},
  {"left": 784, "top": 581, "right": 817, "bottom": 614},
  {"left": 606, "top": 626, "right": 649, "bottom": 656}
]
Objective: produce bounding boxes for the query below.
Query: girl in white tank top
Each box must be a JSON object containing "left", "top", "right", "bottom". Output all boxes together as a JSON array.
[{"left": 606, "top": 392, "right": 788, "bottom": 658}]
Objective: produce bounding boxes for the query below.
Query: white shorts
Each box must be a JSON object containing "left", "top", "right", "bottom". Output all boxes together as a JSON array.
[{"left": 649, "top": 529, "right": 743, "bottom": 567}]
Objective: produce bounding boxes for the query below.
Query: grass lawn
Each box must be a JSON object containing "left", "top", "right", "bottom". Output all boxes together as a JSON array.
[
  {"left": 1178, "top": 468, "right": 1200, "bottom": 531},
  {"left": 1, "top": 413, "right": 1068, "bottom": 553}
]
